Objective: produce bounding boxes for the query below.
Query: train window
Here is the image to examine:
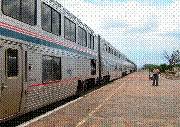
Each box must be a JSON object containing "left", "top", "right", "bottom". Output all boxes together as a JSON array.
[
  {"left": 41, "top": 3, "right": 61, "bottom": 35},
  {"left": 104, "top": 44, "right": 107, "bottom": 52},
  {"left": 2, "top": 0, "right": 37, "bottom": 25},
  {"left": 64, "top": 17, "right": 76, "bottom": 42},
  {"left": 88, "top": 34, "right": 92, "bottom": 49},
  {"left": 91, "top": 59, "right": 96, "bottom": 75},
  {"left": 88, "top": 34, "right": 94, "bottom": 49},
  {"left": 52, "top": 9, "right": 61, "bottom": 35},
  {"left": 92, "top": 36, "right": 94, "bottom": 50},
  {"left": 71, "top": 21, "right": 76, "bottom": 42},
  {"left": 78, "top": 27, "right": 83, "bottom": 45},
  {"left": 78, "top": 27, "right": 87, "bottom": 47},
  {"left": 64, "top": 17, "right": 70, "bottom": 40},
  {"left": 108, "top": 47, "right": 110, "bottom": 53},
  {"left": 2, "top": 0, "right": 20, "bottom": 19},
  {"left": 114, "top": 51, "right": 117, "bottom": 56},
  {"left": 6, "top": 48, "right": 18, "bottom": 77},
  {"left": 82, "top": 28, "right": 87, "bottom": 47},
  {"left": 42, "top": 55, "right": 61, "bottom": 83},
  {"left": 21, "top": 0, "right": 36, "bottom": 25},
  {"left": 41, "top": 3, "right": 52, "bottom": 33}
]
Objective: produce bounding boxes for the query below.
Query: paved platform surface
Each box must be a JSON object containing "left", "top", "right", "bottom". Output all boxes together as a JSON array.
[{"left": 22, "top": 72, "right": 180, "bottom": 127}]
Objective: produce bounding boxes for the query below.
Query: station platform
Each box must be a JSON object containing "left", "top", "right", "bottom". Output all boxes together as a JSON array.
[{"left": 19, "top": 72, "right": 180, "bottom": 127}]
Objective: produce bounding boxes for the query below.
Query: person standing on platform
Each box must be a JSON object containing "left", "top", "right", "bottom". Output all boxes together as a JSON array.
[{"left": 152, "top": 68, "right": 160, "bottom": 86}]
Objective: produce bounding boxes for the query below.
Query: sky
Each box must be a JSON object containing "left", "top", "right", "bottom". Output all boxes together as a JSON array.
[{"left": 58, "top": 0, "right": 180, "bottom": 67}]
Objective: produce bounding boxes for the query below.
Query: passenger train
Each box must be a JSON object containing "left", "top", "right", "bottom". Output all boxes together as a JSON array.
[{"left": 0, "top": 0, "right": 137, "bottom": 122}]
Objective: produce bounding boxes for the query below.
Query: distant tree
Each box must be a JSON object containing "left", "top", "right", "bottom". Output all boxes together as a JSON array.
[
  {"left": 142, "top": 64, "right": 152, "bottom": 69},
  {"left": 164, "top": 50, "right": 180, "bottom": 65},
  {"left": 159, "top": 64, "right": 168, "bottom": 73},
  {"left": 142, "top": 64, "right": 158, "bottom": 72},
  {"left": 175, "top": 64, "right": 180, "bottom": 68}
]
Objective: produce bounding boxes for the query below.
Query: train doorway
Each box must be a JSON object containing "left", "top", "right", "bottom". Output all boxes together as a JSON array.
[{"left": 0, "top": 42, "right": 23, "bottom": 120}]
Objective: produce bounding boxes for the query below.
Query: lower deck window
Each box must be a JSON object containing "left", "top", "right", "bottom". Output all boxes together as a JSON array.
[
  {"left": 6, "top": 48, "right": 18, "bottom": 77},
  {"left": 91, "top": 59, "right": 96, "bottom": 75},
  {"left": 42, "top": 55, "right": 61, "bottom": 83}
]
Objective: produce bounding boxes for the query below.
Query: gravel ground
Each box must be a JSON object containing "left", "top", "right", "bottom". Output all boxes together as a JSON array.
[{"left": 24, "top": 72, "right": 180, "bottom": 127}]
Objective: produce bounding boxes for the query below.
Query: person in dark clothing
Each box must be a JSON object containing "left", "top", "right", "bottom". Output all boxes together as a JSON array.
[{"left": 152, "top": 68, "right": 160, "bottom": 86}]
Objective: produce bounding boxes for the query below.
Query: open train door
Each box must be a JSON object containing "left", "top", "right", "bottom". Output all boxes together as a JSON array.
[{"left": 0, "top": 42, "right": 23, "bottom": 120}]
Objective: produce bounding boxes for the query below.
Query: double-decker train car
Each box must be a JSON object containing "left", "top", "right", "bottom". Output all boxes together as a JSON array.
[
  {"left": 0, "top": 0, "right": 136, "bottom": 122},
  {"left": 101, "top": 39, "right": 123, "bottom": 82},
  {"left": 100, "top": 38, "right": 136, "bottom": 81}
]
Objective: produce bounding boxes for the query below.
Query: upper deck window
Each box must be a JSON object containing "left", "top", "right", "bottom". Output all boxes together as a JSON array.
[
  {"left": 108, "top": 47, "right": 111, "bottom": 53},
  {"left": 2, "top": 0, "right": 36, "bottom": 25},
  {"left": 104, "top": 44, "right": 107, "bottom": 52},
  {"left": 78, "top": 27, "right": 87, "bottom": 47},
  {"left": 52, "top": 9, "right": 61, "bottom": 35},
  {"left": 92, "top": 36, "right": 94, "bottom": 50},
  {"left": 88, "top": 34, "right": 94, "bottom": 50},
  {"left": 64, "top": 17, "right": 76, "bottom": 42},
  {"left": 88, "top": 34, "right": 92, "bottom": 49},
  {"left": 114, "top": 51, "right": 117, "bottom": 56},
  {"left": 41, "top": 3, "right": 51, "bottom": 32},
  {"left": 41, "top": 3, "right": 61, "bottom": 35},
  {"left": 111, "top": 49, "right": 114, "bottom": 54}
]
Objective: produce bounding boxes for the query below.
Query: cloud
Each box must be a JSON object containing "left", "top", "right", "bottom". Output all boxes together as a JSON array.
[
  {"left": 102, "top": 20, "right": 128, "bottom": 29},
  {"left": 57, "top": 0, "right": 179, "bottom": 67},
  {"left": 84, "top": 0, "right": 128, "bottom": 4},
  {"left": 58, "top": 0, "right": 180, "bottom": 33},
  {"left": 136, "top": 0, "right": 174, "bottom": 6},
  {"left": 84, "top": 0, "right": 174, "bottom": 6},
  {"left": 161, "top": 31, "right": 180, "bottom": 42},
  {"left": 126, "top": 18, "right": 158, "bottom": 34},
  {"left": 115, "top": 34, "right": 179, "bottom": 53}
]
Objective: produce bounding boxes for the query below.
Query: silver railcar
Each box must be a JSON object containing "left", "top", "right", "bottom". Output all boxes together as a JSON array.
[
  {"left": 0, "top": 0, "right": 136, "bottom": 122},
  {"left": 0, "top": 0, "right": 99, "bottom": 121}
]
